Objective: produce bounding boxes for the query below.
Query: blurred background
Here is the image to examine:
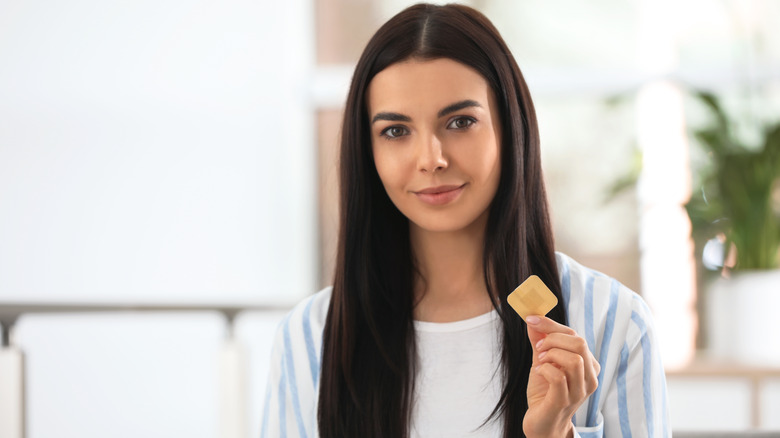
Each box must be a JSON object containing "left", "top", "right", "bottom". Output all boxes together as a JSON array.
[{"left": 1, "top": 0, "right": 779, "bottom": 436}]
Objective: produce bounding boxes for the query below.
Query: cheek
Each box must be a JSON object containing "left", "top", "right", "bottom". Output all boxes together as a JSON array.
[
  {"left": 470, "top": 136, "right": 501, "bottom": 181},
  {"left": 372, "top": 148, "right": 400, "bottom": 190}
]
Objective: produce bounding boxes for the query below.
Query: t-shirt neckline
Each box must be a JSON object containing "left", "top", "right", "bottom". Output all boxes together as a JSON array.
[{"left": 413, "top": 309, "right": 499, "bottom": 333}]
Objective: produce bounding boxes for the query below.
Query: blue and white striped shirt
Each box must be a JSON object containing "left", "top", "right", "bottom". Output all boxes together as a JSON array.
[{"left": 260, "top": 252, "right": 671, "bottom": 437}]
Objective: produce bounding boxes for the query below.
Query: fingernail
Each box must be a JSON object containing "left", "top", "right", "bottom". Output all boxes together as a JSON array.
[
  {"left": 526, "top": 315, "right": 540, "bottom": 324},
  {"left": 535, "top": 339, "right": 544, "bottom": 349},
  {"left": 538, "top": 351, "right": 547, "bottom": 360}
]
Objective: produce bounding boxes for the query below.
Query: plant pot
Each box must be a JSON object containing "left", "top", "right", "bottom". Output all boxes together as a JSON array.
[{"left": 707, "top": 270, "right": 780, "bottom": 366}]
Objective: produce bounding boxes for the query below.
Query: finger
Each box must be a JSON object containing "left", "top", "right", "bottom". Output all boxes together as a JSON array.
[
  {"left": 526, "top": 315, "right": 577, "bottom": 336},
  {"left": 536, "top": 333, "right": 598, "bottom": 371},
  {"left": 533, "top": 363, "right": 569, "bottom": 408},
  {"left": 592, "top": 356, "right": 601, "bottom": 380},
  {"left": 535, "top": 332, "right": 589, "bottom": 355},
  {"left": 526, "top": 329, "right": 546, "bottom": 358},
  {"left": 586, "top": 363, "right": 600, "bottom": 395},
  {"left": 536, "top": 348, "right": 587, "bottom": 401},
  {"left": 537, "top": 335, "right": 600, "bottom": 396},
  {"left": 526, "top": 316, "right": 578, "bottom": 363}
]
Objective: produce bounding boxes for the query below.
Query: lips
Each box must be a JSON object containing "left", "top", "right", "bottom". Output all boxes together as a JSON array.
[{"left": 413, "top": 184, "right": 466, "bottom": 205}]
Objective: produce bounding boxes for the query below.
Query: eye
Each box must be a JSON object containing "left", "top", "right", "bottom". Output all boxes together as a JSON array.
[
  {"left": 447, "top": 116, "right": 476, "bottom": 130},
  {"left": 380, "top": 126, "right": 409, "bottom": 139}
]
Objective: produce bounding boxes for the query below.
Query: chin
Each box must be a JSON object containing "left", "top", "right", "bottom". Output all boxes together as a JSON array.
[{"left": 407, "top": 212, "right": 485, "bottom": 234}]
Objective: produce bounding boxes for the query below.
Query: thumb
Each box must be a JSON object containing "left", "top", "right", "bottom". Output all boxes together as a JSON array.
[{"left": 525, "top": 315, "right": 546, "bottom": 361}]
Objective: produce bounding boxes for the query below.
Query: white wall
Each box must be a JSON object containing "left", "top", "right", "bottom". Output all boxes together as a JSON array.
[
  {"left": 0, "top": 1, "right": 314, "bottom": 437},
  {"left": 668, "top": 376, "right": 780, "bottom": 431},
  {"left": 0, "top": 0, "right": 315, "bottom": 306}
]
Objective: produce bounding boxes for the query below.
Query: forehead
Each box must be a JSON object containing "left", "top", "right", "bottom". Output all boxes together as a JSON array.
[{"left": 367, "top": 58, "right": 494, "bottom": 114}]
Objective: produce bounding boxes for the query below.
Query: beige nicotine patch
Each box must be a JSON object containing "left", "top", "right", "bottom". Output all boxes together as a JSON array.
[{"left": 506, "top": 275, "right": 558, "bottom": 322}]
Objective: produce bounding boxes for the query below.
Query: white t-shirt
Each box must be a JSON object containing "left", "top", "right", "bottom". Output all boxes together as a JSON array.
[{"left": 412, "top": 310, "right": 503, "bottom": 437}]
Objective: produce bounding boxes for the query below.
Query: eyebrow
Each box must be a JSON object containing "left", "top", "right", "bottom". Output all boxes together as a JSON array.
[
  {"left": 437, "top": 99, "right": 482, "bottom": 118},
  {"left": 371, "top": 112, "right": 411, "bottom": 124},
  {"left": 370, "top": 99, "right": 483, "bottom": 124}
]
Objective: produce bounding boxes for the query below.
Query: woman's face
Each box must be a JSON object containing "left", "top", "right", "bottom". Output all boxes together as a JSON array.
[{"left": 367, "top": 58, "right": 502, "bottom": 234}]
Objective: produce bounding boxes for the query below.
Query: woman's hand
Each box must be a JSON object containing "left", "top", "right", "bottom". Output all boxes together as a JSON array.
[{"left": 523, "top": 315, "right": 600, "bottom": 438}]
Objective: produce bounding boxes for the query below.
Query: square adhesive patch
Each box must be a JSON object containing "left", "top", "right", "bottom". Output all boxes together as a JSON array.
[{"left": 506, "top": 275, "right": 558, "bottom": 322}]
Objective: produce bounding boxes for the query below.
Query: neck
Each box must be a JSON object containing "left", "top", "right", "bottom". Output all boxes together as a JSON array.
[{"left": 410, "top": 213, "right": 493, "bottom": 322}]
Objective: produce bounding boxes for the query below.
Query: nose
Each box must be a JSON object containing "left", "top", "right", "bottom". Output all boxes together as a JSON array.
[{"left": 417, "top": 133, "right": 448, "bottom": 174}]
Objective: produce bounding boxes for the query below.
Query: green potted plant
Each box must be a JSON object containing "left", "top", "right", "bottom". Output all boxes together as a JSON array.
[{"left": 685, "top": 90, "right": 780, "bottom": 365}]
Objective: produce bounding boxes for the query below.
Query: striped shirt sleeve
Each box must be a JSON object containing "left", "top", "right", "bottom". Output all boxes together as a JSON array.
[
  {"left": 610, "top": 295, "right": 671, "bottom": 437},
  {"left": 559, "top": 253, "right": 671, "bottom": 438},
  {"left": 260, "top": 292, "right": 326, "bottom": 438}
]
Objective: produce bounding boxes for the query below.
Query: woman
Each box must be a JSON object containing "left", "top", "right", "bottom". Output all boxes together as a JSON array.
[{"left": 261, "top": 4, "right": 670, "bottom": 437}]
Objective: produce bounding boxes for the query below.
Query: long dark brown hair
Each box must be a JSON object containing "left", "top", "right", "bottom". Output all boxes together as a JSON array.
[{"left": 318, "top": 4, "right": 567, "bottom": 437}]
